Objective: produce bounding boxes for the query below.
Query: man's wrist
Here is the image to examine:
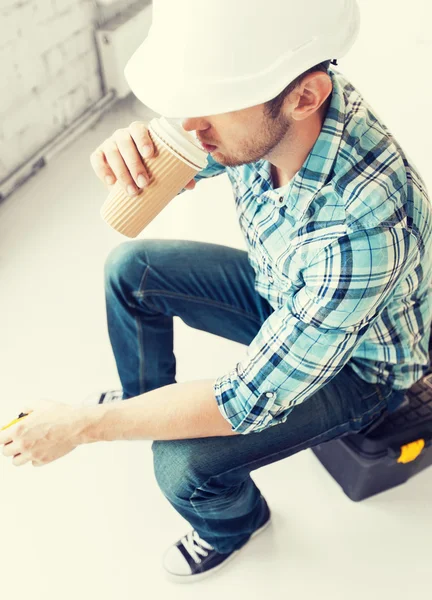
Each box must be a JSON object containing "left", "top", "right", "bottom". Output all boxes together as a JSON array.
[{"left": 73, "top": 405, "right": 107, "bottom": 445}]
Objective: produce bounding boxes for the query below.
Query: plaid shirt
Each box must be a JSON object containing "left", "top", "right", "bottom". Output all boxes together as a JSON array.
[{"left": 181, "top": 67, "right": 432, "bottom": 435}]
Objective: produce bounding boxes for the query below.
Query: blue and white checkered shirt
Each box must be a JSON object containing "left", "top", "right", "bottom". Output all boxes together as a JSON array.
[{"left": 181, "top": 67, "right": 432, "bottom": 434}]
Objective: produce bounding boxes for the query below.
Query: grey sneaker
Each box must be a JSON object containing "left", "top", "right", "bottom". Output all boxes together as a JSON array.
[{"left": 82, "top": 389, "right": 124, "bottom": 407}]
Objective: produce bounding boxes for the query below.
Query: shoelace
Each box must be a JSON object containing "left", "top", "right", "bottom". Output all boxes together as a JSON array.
[{"left": 181, "top": 530, "right": 214, "bottom": 564}]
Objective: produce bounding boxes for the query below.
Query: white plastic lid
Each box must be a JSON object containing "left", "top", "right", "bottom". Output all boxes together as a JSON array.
[{"left": 148, "top": 117, "right": 208, "bottom": 170}]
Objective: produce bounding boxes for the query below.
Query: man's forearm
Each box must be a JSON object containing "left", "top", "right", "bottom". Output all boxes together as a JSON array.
[{"left": 78, "top": 379, "right": 240, "bottom": 443}]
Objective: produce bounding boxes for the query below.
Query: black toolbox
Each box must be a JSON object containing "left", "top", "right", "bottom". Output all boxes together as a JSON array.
[{"left": 312, "top": 349, "right": 432, "bottom": 501}]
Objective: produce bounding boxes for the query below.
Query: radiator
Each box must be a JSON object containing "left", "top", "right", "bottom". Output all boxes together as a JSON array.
[{"left": 95, "top": 1, "right": 153, "bottom": 99}]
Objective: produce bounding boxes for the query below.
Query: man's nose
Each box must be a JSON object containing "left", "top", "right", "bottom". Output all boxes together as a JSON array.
[{"left": 181, "top": 118, "right": 210, "bottom": 133}]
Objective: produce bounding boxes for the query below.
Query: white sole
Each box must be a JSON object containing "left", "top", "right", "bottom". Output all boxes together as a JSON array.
[{"left": 163, "top": 512, "right": 272, "bottom": 584}]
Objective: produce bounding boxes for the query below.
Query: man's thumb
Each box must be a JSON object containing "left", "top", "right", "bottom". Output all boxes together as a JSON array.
[{"left": 185, "top": 179, "right": 196, "bottom": 190}]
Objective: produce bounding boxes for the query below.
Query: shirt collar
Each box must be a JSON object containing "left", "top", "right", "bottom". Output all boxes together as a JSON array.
[{"left": 250, "top": 68, "right": 346, "bottom": 221}]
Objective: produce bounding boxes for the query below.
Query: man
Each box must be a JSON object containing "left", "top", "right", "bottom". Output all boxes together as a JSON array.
[
  {"left": 85, "top": 0, "right": 432, "bottom": 583},
  {"left": 4, "top": 0, "right": 430, "bottom": 585}
]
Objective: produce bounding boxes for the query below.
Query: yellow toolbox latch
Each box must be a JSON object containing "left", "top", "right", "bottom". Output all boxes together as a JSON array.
[{"left": 397, "top": 439, "right": 425, "bottom": 464}]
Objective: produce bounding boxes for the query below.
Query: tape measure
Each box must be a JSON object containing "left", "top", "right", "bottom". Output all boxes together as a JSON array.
[{"left": 1, "top": 413, "right": 29, "bottom": 431}]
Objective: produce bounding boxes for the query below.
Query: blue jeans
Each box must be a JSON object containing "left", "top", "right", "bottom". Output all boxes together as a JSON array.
[{"left": 104, "top": 239, "right": 407, "bottom": 554}]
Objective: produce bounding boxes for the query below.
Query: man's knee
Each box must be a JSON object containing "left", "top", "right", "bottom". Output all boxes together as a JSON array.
[
  {"left": 104, "top": 241, "right": 148, "bottom": 286},
  {"left": 152, "top": 440, "right": 203, "bottom": 500}
]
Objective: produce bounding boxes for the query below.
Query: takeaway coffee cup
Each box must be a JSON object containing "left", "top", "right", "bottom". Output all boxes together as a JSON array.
[{"left": 100, "top": 117, "right": 209, "bottom": 238}]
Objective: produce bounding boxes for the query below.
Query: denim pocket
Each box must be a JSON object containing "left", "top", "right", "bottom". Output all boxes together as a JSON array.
[
  {"left": 352, "top": 405, "right": 387, "bottom": 434},
  {"left": 348, "top": 365, "right": 392, "bottom": 402}
]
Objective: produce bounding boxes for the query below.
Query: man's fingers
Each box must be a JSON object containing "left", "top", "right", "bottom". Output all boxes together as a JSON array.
[
  {"left": 91, "top": 122, "right": 191, "bottom": 196},
  {"left": 102, "top": 140, "right": 139, "bottom": 195},
  {"left": 129, "top": 121, "right": 155, "bottom": 161},
  {"left": 90, "top": 124, "right": 153, "bottom": 195},
  {"left": 113, "top": 128, "right": 151, "bottom": 190},
  {"left": 89, "top": 149, "right": 116, "bottom": 186}
]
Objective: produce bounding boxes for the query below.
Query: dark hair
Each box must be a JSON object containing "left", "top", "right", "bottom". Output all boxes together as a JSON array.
[{"left": 264, "top": 59, "right": 332, "bottom": 119}]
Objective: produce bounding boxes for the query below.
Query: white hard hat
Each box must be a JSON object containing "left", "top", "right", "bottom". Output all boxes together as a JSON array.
[{"left": 125, "top": 0, "right": 361, "bottom": 118}]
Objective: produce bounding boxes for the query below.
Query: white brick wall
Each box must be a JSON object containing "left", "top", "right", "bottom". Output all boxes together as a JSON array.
[{"left": 0, "top": 0, "right": 104, "bottom": 181}]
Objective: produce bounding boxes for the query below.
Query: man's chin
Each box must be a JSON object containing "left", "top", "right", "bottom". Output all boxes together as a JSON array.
[{"left": 214, "top": 153, "right": 253, "bottom": 168}]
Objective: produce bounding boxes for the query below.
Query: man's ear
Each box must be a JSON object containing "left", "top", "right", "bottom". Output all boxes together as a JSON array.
[{"left": 291, "top": 72, "right": 332, "bottom": 121}]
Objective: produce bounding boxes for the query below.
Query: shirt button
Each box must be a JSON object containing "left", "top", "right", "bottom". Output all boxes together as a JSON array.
[
  {"left": 268, "top": 274, "right": 274, "bottom": 284},
  {"left": 278, "top": 196, "right": 284, "bottom": 204},
  {"left": 265, "top": 391, "right": 275, "bottom": 398}
]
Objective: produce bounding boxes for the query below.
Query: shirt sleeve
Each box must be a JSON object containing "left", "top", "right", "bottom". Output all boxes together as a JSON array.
[
  {"left": 213, "top": 226, "right": 419, "bottom": 435},
  {"left": 177, "top": 153, "right": 226, "bottom": 196}
]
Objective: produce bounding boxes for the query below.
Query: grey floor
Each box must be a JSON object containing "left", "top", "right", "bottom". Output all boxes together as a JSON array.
[{"left": 1, "top": 2, "right": 432, "bottom": 598}]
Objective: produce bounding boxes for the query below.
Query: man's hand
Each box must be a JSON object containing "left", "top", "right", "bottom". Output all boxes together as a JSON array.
[
  {"left": 0, "top": 399, "right": 86, "bottom": 467},
  {"left": 90, "top": 121, "right": 196, "bottom": 196}
]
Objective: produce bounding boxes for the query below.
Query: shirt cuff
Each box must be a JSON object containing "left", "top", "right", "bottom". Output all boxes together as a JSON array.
[{"left": 213, "top": 367, "right": 293, "bottom": 434}]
